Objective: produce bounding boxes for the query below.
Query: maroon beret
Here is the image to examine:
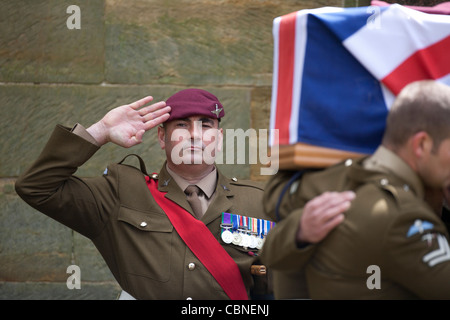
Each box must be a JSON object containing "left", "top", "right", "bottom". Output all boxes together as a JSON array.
[{"left": 165, "top": 88, "right": 225, "bottom": 122}]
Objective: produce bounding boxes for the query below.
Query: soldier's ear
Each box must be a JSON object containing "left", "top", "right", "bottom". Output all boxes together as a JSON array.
[
  {"left": 158, "top": 126, "right": 166, "bottom": 149},
  {"left": 411, "top": 131, "right": 433, "bottom": 160}
]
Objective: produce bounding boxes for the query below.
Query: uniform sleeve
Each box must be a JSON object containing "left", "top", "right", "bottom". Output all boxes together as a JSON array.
[
  {"left": 71, "top": 123, "right": 100, "bottom": 146},
  {"left": 263, "top": 170, "right": 300, "bottom": 221},
  {"left": 384, "top": 208, "right": 450, "bottom": 299},
  {"left": 260, "top": 170, "right": 318, "bottom": 271},
  {"left": 15, "top": 125, "right": 117, "bottom": 239},
  {"left": 259, "top": 208, "right": 316, "bottom": 271}
]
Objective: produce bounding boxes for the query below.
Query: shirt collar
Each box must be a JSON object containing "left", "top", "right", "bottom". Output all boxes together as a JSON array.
[
  {"left": 363, "top": 145, "right": 425, "bottom": 199},
  {"left": 165, "top": 165, "right": 217, "bottom": 199}
]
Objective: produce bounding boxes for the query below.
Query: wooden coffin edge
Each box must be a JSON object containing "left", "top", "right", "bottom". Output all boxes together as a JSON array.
[{"left": 270, "top": 142, "right": 367, "bottom": 170}]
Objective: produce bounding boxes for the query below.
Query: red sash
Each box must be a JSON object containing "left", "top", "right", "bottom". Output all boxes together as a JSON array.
[{"left": 145, "top": 176, "right": 249, "bottom": 300}]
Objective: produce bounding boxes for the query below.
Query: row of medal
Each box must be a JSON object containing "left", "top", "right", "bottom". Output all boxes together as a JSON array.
[{"left": 220, "top": 212, "right": 276, "bottom": 250}]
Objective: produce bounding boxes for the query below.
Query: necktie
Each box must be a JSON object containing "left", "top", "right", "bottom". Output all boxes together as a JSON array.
[{"left": 184, "top": 185, "right": 204, "bottom": 219}]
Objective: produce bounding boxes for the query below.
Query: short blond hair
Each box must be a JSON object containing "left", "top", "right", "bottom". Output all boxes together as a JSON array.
[{"left": 382, "top": 80, "right": 450, "bottom": 151}]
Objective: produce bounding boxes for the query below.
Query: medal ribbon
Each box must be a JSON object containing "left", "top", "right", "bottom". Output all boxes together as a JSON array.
[
  {"left": 252, "top": 218, "right": 258, "bottom": 235},
  {"left": 232, "top": 214, "right": 239, "bottom": 233},
  {"left": 221, "top": 213, "right": 276, "bottom": 246},
  {"left": 221, "top": 212, "right": 232, "bottom": 228}
]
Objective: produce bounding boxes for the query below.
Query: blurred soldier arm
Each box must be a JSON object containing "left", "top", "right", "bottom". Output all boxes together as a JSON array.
[
  {"left": 260, "top": 190, "right": 354, "bottom": 271},
  {"left": 259, "top": 169, "right": 355, "bottom": 271}
]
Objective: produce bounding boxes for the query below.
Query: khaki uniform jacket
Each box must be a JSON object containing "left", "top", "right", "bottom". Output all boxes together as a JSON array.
[
  {"left": 259, "top": 147, "right": 450, "bottom": 299},
  {"left": 15, "top": 125, "right": 271, "bottom": 300}
]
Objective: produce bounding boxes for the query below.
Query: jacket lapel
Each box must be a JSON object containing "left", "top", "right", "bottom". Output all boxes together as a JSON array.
[
  {"left": 157, "top": 164, "right": 194, "bottom": 216},
  {"left": 201, "top": 171, "right": 234, "bottom": 226}
]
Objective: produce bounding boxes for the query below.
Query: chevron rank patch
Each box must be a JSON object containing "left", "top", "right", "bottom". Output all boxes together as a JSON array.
[{"left": 422, "top": 234, "right": 450, "bottom": 267}]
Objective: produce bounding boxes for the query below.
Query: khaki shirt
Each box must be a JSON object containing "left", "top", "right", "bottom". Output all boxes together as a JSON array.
[
  {"left": 15, "top": 124, "right": 272, "bottom": 300},
  {"left": 260, "top": 146, "right": 450, "bottom": 299},
  {"left": 166, "top": 165, "right": 216, "bottom": 217}
]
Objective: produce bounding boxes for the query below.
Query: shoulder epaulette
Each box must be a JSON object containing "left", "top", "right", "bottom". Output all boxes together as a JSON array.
[
  {"left": 229, "top": 177, "right": 265, "bottom": 191},
  {"left": 373, "top": 176, "right": 417, "bottom": 207}
]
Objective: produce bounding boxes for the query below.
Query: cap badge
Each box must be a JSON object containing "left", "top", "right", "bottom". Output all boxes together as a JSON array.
[{"left": 211, "top": 104, "right": 223, "bottom": 118}]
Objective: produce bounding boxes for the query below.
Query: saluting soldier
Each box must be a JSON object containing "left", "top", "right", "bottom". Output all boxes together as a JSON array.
[
  {"left": 259, "top": 80, "right": 450, "bottom": 299},
  {"left": 15, "top": 88, "right": 273, "bottom": 300}
]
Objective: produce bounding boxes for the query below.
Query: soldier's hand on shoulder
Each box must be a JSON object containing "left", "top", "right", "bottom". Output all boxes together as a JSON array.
[{"left": 296, "top": 191, "right": 355, "bottom": 245}]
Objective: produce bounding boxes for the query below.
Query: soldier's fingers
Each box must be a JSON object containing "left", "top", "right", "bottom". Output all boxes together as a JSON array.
[
  {"left": 143, "top": 106, "right": 171, "bottom": 122},
  {"left": 323, "top": 192, "right": 354, "bottom": 213},
  {"left": 143, "top": 112, "right": 171, "bottom": 131},
  {"left": 306, "top": 191, "right": 355, "bottom": 216},
  {"left": 317, "top": 213, "right": 345, "bottom": 239},
  {"left": 302, "top": 192, "right": 354, "bottom": 232},
  {"left": 303, "top": 192, "right": 332, "bottom": 212},
  {"left": 135, "top": 129, "right": 145, "bottom": 143},
  {"left": 299, "top": 210, "right": 344, "bottom": 243},
  {"left": 129, "top": 96, "right": 154, "bottom": 110},
  {"left": 321, "top": 191, "right": 355, "bottom": 206},
  {"left": 138, "top": 101, "right": 167, "bottom": 116},
  {"left": 318, "top": 200, "right": 352, "bottom": 224},
  {"left": 120, "top": 130, "right": 145, "bottom": 148},
  {"left": 337, "top": 191, "right": 356, "bottom": 201}
]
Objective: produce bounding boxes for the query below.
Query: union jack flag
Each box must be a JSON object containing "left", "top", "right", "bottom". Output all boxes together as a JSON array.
[{"left": 269, "top": 3, "right": 450, "bottom": 153}]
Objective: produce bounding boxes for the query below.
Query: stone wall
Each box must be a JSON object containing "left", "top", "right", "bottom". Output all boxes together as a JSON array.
[{"left": 0, "top": 0, "right": 355, "bottom": 299}]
